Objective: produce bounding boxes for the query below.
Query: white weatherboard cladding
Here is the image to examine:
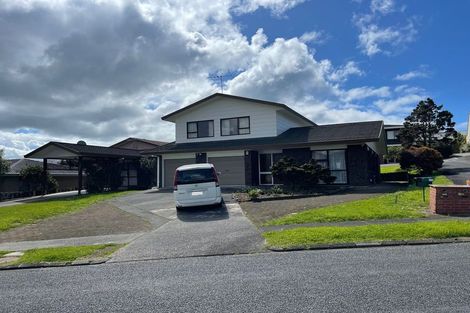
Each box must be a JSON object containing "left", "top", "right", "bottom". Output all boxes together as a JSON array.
[
  {"left": 173, "top": 97, "right": 310, "bottom": 143},
  {"left": 276, "top": 110, "right": 311, "bottom": 134}
]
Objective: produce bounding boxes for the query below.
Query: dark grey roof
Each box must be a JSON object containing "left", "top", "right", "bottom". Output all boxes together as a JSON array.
[
  {"left": 110, "top": 137, "right": 168, "bottom": 148},
  {"left": 161, "top": 93, "right": 316, "bottom": 126},
  {"left": 144, "top": 121, "right": 384, "bottom": 154},
  {"left": 25, "top": 142, "right": 141, "bottom": 159},
  {"left": 5, "top": 159, "right": 78, "bottom": 175}
]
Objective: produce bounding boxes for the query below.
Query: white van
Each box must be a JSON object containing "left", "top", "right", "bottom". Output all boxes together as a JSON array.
[{"left": 173, "top": 163, "right": 222, "bottom": 209}]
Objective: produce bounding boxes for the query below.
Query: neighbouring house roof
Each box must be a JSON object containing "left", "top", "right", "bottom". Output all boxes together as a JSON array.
[
  {"left": 110, "top": 137, "right": 168, "bottom": 149},
  {"left": 5, "top": 159, "right": 78, "bottom": 176},
  {"left": 143, "top": 121, "right": 384, "bottom": 154},
  {"left": 24, "top": 141, "right": 141, "bottom": 159},
  {"left": 161, "top": 93, "right": 316, "bottom": 126}
]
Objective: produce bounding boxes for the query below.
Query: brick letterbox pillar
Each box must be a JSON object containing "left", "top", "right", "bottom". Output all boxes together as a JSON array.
[{"left": 430, "top": 185, "right": 470, "bottom": 214}]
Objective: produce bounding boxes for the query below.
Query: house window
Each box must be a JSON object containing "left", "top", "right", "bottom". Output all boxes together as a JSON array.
[
  {"left": 221, "top": 116, "right": 250, "bottom": 136},
  {"left": 387, "top": 130, "right": 399, "bottom": 140},
  {"left": 259, "top": 153, "right": 282, "bottom": 185},
  {"left": 187, "top": 120, "right": 214, "bottom": 139},
  {"left": 312, "top": 149, "right": 347, "bottom": 184}
]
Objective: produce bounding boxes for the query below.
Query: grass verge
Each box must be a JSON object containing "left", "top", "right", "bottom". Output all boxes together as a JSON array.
[
  {"left": 265, "top": 175, "right": 453, "bottom": 226},
  {"left": 0, "top": 192, "right": 130, "bottom": 232},
  {"left": 8, "top": 244, "right": 122, "bottom": 266},
  {"left": 380, "top": 164, "right": 403, "bottom": 174},
  {"left": 0, "top": 251, "right": 9, "bottom": 257},
  {"left": 263, "top": 221, "right": 470, "bottom": 248}
]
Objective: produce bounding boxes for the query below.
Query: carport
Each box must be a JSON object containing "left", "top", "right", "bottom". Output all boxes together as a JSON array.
[{"left": 24, "top": 141, "right": 144, "bottom": 195}]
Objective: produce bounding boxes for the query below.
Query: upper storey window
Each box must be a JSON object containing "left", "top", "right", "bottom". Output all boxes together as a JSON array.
[
  {"left": 221, "top": 116, "right": 250, "bottom": 136},
  {"left": 187, "top": 120, "right": 214, "bottom": 139}
]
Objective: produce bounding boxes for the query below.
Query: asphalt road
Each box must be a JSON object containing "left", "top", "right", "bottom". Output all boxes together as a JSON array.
[
  {"left": 442, "top": 153, "right": 470, "bottom": 184},
  {"left": 2, "top": 243, "right": 470, "bottom": 312}
]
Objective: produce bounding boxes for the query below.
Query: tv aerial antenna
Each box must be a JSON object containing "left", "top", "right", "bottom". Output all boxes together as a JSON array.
[{"left": 209, "top": 74, "right": 228, "bottom": 93}]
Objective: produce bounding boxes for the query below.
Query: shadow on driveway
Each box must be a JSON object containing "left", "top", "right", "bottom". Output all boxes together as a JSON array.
[{"left": 176, "top": 204, "right": 229, "bottom": 222}]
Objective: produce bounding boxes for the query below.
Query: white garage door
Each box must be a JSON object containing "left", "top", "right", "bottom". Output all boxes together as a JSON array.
[{"left": 208, "top": 156, "right": 245, "bottom": 186}]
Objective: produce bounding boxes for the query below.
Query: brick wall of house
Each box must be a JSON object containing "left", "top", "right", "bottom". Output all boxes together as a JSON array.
[{"left": 430, "top": 185, "right": 470, "bottom": 214}]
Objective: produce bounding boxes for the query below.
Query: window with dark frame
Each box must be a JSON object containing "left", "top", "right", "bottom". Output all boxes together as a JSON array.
[
  {"left": 312, "top": 149, "right": 347, "bottom": 184},
  {"left": 187, "top": 120, "right": 214, "bottom": 139},
  {"left": 221, "top": 116, "right": 250, "bottom": 136}
]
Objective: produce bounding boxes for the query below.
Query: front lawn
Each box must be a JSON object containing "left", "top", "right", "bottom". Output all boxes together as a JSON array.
[
  {"left": 380, "top": 164, "right": 403, "bottom": 174},
  {"left": 265, "top": 175, "right": 453, "bottom": 226},
  {"left": 14, "top": 244, "right": 122, "bottom": 265},
  {"left": 0, "top": 192, "right": 130, "bottom": 232},
  {"left": 264, "top": 220, "right": 470, "bottom": 248}
]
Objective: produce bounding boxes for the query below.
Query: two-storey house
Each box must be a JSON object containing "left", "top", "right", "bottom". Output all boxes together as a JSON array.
[{"left": 144, "top": 93, "right": 386, "bottom": 187}]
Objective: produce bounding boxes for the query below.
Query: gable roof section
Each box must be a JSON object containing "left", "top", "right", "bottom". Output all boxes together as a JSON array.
[
  {"left": 161, "top": 93, "right": 316, "bottom": 126},
  {"left": 25, "top": 141, "right": 141, "bottom": 159},
  {"left": 144, "top": 121, "right": 384, "bottom": 154},
  {"left": 110, "top": 137, "right": 168, "bottom": 149}
]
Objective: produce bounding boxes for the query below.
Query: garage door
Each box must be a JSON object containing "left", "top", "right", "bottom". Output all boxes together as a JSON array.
[
  {"left": 208, "top": 156, "right": 245, "bottom": 186},
  {"left": 163, "top": 158, "right": 195, "bottom": 188}
]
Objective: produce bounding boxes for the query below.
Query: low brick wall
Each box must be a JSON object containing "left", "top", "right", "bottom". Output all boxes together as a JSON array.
[{"left": 430, "top": 185, "right": 470, "bottom": 214}]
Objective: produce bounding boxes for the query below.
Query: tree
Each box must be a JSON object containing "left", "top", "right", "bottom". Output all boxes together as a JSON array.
[
  {"left": 399, "top": 98, "right": 458, "bottom": 150},
  {"left": 399, "top": 146, "right": 443, "bottom": 176},
  {"left": 19, "top": 165, "right": 58, "bottom": 195},
  {"left": 384, "top": 146, "right": 402, "bottom": 163},
  {"left": 0, "top": 149, "right": 9, "bottom": 175}
]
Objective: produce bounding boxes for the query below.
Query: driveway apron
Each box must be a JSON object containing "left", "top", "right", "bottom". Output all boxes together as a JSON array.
[{"left": 109, "top": 191, "right": 265, "bottom": 262}]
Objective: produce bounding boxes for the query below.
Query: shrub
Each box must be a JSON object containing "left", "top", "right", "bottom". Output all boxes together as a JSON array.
[
  {"left": 271, "top": 157, "right": 336, "bottom": 190},
  {"left": 247, "top": 188, "right": 262, "bottom": 199},
  {"left": 19, "top": 165, "right": 58, "bottom": 194},
  {"left": 270, "top": 185, "right": 284, "bottom": 195},
  {"left": 399, "top": 146, "right": 443, "bottom": 176}
]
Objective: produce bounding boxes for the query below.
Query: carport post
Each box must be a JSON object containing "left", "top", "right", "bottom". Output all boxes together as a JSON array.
[
  {"left": 42, "top": 158, "right": 48, "bottom": 195},
  {"left": 78, "top": 157, "right": 83, "bottom": 196}
]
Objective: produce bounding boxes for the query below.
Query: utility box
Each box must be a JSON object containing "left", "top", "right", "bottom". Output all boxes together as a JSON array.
[{"left": 416, "top": 177, "right": 433, "bottom": 187}]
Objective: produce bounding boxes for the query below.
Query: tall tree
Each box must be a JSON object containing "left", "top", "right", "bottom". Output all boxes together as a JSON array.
[
  {"left": 0, "top": 149, "right": 9, "bottom": 175},
  {"left": 399, "top": 98, "right": 457, "bottom": 148}
]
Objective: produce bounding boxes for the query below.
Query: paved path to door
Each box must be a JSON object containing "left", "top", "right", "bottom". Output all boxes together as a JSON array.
[{"left": 109, "top": 191, "right": 265, "bottom": 262}]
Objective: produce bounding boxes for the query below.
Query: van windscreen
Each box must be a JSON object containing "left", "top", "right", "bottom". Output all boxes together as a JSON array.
[{"left": 175, "top": 168, "right": 215, "bottom": 185}]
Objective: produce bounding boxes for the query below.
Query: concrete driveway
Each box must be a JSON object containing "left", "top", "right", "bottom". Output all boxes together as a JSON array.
[{"left": 109, "top": 190, "right": 265, "bottom": 262}]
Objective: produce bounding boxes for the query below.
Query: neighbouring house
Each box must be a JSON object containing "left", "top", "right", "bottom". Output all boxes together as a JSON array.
[
  {"left": 0, "top": 158, "right": 81, "bottom": 199},
  {"left": 143, "top": 93, "right": 386, "bottom": 187},
  {"left": 23, "top": 93, "right": 386, "bottom": 192},
  {"left": 384, "top": 124, "right": 404, "bottom": 148}
]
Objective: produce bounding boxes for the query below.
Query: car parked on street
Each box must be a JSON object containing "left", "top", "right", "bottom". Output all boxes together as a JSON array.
[{"left": 173, "top": 163, "right": 222, "bottom": 209}]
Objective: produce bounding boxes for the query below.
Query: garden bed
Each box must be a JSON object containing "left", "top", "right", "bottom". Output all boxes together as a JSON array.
[{"left": 233, "top": 186, "right": 349, "bottom": 202}]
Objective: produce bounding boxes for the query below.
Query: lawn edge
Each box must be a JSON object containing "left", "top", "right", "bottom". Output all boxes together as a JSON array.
[
  {"left": 267, "top": 237, "right": 470, "bottom": 252},
  {"left": 0, "top": 256, "right": 111, "bottom": 271}
]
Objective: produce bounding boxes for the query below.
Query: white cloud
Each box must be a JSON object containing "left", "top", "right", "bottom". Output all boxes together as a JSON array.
[
  {"left": 374, "top": 94, "right": 423, "bottom": 114},
  {"left": 233, "top": 0, "right": 306, "bottom": 15},
  {"left": 342, "top": 86, "right": 390, "bottom": 102},
  {"left": 370, "top": 0, "right": 395, "bottom": 14},
  {"left": 394, "top": 65, "right": 431, "bottom": 81},
  {"left": 299, "top": 31, "right": 327, "bottom": 44},
  {"left": 354, "top": 0, "right": 418, "bottom": 56},
  {"left": 329, "top": 61, "right": 364, "bottom": 82}
]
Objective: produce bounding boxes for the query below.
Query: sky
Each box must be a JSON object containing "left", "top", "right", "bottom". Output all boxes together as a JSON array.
[{"left": 0, "top": 0, "right": 469, "bottom": 158}]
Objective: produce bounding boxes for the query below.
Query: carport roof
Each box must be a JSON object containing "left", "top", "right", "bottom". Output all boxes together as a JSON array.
[
  {"left": 24, "top": 141, "right": 141, "bottom": 159},
  {"left": 143, "top": 121, "right": 384, "bottom": 154}
]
